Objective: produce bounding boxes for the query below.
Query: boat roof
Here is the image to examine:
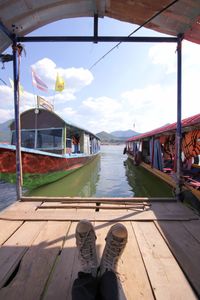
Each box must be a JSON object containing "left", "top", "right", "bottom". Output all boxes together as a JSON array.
[
  {"left": 127, "top": 113, "right": 200, "bottom": 142},
  {"left": 10, "top": 108, "right": 100, "bottom": 140},
  {"left": 0, "top": 0, "right": 200, "bottom": 54}
]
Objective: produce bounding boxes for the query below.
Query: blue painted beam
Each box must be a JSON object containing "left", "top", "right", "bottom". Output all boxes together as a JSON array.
[{"left": 18, "top": 36, "right": 178, "bottom": 43}]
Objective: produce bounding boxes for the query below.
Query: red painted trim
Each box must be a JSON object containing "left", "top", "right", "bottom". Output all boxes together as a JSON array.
[{"left": 0, "top": 148, "right": 92, "bottom": 174}]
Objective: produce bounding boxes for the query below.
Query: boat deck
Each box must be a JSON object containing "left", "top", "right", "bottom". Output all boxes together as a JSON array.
[{"left": 0, "top": 197, "right": 200, "bottom": 300}]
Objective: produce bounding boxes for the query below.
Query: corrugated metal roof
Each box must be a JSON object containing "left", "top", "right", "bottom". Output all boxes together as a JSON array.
[
  {"left": 127, "top": 113, "right": 200, "bottom": 142},
  {"left": 0, "top": 0, "right": 200, "bottom": 54}
]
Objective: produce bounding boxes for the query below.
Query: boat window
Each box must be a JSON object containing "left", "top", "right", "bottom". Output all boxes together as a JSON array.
[
  {"left": 66, "top": 138, "right": 72, "bottom": 148},
  {"left": 12, "top": 130, "right": 35, "bottom": 148},
  {"left": 22, "top": 130, "right": 35, "bottom": 148},
  {"left": 37, "top": 129, "right": 62, "bottom": 149}
]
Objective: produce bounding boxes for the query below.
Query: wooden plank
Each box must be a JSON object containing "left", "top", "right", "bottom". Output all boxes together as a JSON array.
[
  {"left": 38, "top": 204, "right": 146, "bottom": 210},
  {"left": 183, "top": 220, "right": 200, "bottom": 243},
  {"left": 21, "top": 196, "right": 175, "bottom": 202},
  {"left": 0, "top": 209, "right": 198, "bottom": 222},
  {"left": 0, "top": 221, "right": 71, "bottom": 300},
  {"left": 0, "top": 201, "right": 42, "bottom": 218},
  {"left": 41, "top": 202, "right": 68, "bottom": 207},
  {"left": 43, "top": 222, "right": 77, "bottom": 300},
  {"left": 119, "top": 222, "right": 154, "bottom": 299},
  {"left": 133, "top": 221, "right": 196, "bottom": 299},
  {"left": 0, "top": 221, "right": 46, "bottom": 288},
  {"left": 0, "top": 220, "right": 23, "bottom": 245},
  {"left": 61, "top": 200, "right": 151, "bottom": 206},
  {"left": 151, "top": 202, "right": 197, "bottom": 216},
  {"left": 41, "top": 201, "right": 81, "bottom": 214},
  {"left": 2, "top": 201, "right": 42, "bottom": 211},
  {"left": 41, "top": 202, "right": 196, "bottom": 216},
  {"left": 155, "top": 220, "right": 200, "bottom": 297},
  {"left": 95, "top": 221, "right": 154, "bottom": 299}
]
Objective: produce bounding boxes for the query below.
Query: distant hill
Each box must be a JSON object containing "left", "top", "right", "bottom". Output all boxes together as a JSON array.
[
  {"left": 0, "top": 119, "right": 13, "bottom": 143},
  {"left": 111, "top": 130, "right": 139, "bottom": 138},
  {"left": 96, "top": 131, "right": 119, "bottom": 142},
  {"left": 96, "top": 130, "right": 139, "bottom": 144}
]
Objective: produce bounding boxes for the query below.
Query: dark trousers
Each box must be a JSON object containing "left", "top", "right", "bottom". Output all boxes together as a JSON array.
[{"left": 72, "top": 271, "right": 119, "bottom": 300}]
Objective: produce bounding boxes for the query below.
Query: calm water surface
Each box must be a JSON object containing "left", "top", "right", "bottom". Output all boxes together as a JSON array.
[{"left": 29, "top": 145, "right": 173, "bottom": 197}]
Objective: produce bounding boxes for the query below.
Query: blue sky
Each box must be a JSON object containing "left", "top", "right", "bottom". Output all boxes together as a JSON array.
[{"left": 0, "top": 17, "right": 199, "bottom": 134}]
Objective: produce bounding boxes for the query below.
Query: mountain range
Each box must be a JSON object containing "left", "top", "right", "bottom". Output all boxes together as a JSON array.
[
  {"left": 0, "top": 119, "right": 139, "bottom": 144},
  {"left": 0, "top": 119, "right": 13, "bottom": 143},
  {"left": 96, "top": 130, "right": 139, "bottom": 143}
]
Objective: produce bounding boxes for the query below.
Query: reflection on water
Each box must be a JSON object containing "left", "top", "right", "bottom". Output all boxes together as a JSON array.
[
  {"left": 124, "top": 159, "right": 173, "bottom": 197},
  {"left": 29, "top": 154, "right": 101, "bottom": 197},
  {"left": 94, "top": 145, "right": 133, "bottom": 197},
  {"left": 29, "top": 145, "right": 173, "bottom": 197}
]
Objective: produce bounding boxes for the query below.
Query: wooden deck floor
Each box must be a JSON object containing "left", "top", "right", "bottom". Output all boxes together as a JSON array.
[{"left": 0, "top": 198, "right": 200, "bottom": 299}]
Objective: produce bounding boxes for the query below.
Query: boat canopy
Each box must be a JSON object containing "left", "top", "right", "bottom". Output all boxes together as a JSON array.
[
  {"left": 127, "top": 113, "right": 200, "bottom": 142},
  {"left": 10, "top": 108, "right": 100, "bottom": 141},
  {"left": 0, "top": 0, "right": 200, "bottom": 53}
]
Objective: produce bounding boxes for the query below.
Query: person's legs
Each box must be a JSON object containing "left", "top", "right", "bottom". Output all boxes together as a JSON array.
[
  {"left": 97, "top": 271, "right": 119, "bottom": 300},
  {"left": 72, "top": 272, "right": 98, "bottom": 300},
  {"left": 72, "top": 220, "right": 98, "bottom": 300},
  {"left": 98, "top": 223, "right": 128, "bottom": 300}
]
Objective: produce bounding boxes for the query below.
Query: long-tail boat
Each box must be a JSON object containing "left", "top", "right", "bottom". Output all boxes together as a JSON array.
[
  {"left": 126, "top": 114, "right": 200, "bottom": 201},
  {"left": 0, "top": 108, "right": 100, "bottom": 190}
]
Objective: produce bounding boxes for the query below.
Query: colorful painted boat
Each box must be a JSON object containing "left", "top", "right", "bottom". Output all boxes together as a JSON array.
[
  {"left": 0, "top": 108, "right": 100, "bottom": 190},
  {"left": 125, "top": 114, "right": 200, "bottom": 201}
]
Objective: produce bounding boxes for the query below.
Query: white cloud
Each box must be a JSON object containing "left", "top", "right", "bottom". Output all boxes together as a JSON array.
[
  {"left": 80, "top": 89, "right": 175, "bottom": 133},
  {"left": 0, "top": 84, "right": 36, "bottom": 110},
  {"left": 0, "top": 85, "right": 14, "bottom": 108},
  {"left": 0, "top": 108, "right": 14, "bottom": 123},
  {"left": 122, "top": 84, "right": 178, "bottom": 132},
  {"left": 31, "top": 58, "right": 94, "bottom": 98},
  {"left": 149, "top": 43, "right": 177, "bottom": 74},
  {"left": 149, "top": 40, "right": 200, "bottom": 74},
  {"left": 0, "top": 58, "right": 94, "bottom": 125},
  {"left": 58, "top": 107, "right": 78, "bottom": 120},
  {"left": 83, "top": 96, "right": 121, "bottom": 113}
]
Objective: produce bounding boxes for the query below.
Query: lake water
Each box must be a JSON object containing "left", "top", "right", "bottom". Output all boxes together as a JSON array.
[{"left": 29, "top": 145, "right": 173, "bottom": 197}]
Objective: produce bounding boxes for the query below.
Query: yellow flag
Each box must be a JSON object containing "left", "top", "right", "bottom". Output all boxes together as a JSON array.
[{"left": 55, "top": 73, "right": 65, "bottom": 92}]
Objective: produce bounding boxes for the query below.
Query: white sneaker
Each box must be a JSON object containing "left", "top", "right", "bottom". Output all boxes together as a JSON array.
[
  {"left": 100, "top": 223, "right": 128, "bottom": 275},
  {"left": 75, "top": 220, "right": 98, "bottom": 277}
]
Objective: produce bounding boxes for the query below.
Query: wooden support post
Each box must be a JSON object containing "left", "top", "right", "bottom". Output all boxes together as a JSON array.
[
  {"left": 175, "top": 34, "right": 183, "bottom": 201},
  {"left": 94, "top": 14, "right": 98, "bottom": 43},
  {"left": 12, "top": 37, "right": 22, "bottom": 200}
]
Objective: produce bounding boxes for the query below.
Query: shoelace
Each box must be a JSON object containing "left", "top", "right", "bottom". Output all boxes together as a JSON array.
[
  {"left": 77, "top": 230, "right": 97, "bottom": 268},
  {"left": 102, "top": 237, "right": 127, "bottom": 271}
]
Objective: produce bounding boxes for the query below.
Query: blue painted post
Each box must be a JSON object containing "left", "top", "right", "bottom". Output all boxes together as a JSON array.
[
  {"left": 176, "top": 34, "right": 183, "bottom": 200},
  {"left": 12, "top": 38, "right": 22, "bottom": 199}
]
